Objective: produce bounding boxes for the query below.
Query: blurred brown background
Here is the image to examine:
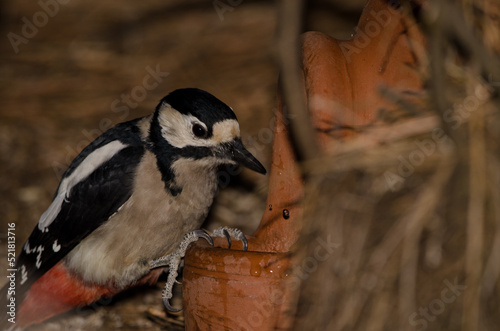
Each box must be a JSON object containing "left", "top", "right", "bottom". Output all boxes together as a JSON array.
[{"left": 0, "top": 0, "right": 364, "bottom": 329}]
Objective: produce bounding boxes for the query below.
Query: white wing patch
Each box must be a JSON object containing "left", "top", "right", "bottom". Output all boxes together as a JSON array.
[
  {"left": 24, "top": 240, "right": 32, "bottom": 253},
  {"left": 19, "top": 265, "right": 27, "bottom": 285},
  {"left": 35, "top": 245, "right": 45, "bottom": 269},
  {"left": 38, "top": 140, "right": 128, "bottom": 232},
  {"left": 52, "top": 240, "right": 61, "bottom": 252},
  {"left": 38, "top": 193, "right": 65, "bottom": 233}
]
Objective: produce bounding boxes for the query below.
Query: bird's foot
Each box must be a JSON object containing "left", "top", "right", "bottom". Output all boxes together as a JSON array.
[
  {"left": 150, "top": 229, "right": 213, "bottom": 312},
  {"left": 211, "top": 226, "right": 248, "bottom": 251},
  {"left": 151, "top": 227, "right": 247, "bottom": 312}
]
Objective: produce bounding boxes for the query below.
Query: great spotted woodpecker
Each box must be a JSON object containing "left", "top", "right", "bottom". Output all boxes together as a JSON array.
[{"left": 1, "top": 88, "right": 266, "bottom": 328}]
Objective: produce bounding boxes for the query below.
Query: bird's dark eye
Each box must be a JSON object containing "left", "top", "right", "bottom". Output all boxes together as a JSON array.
[{"left": 192, "top": 123, "right": 207, "bottom": 138}]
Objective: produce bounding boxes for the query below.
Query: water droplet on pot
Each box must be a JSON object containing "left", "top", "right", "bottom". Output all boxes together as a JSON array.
[
  {"left": 269, "top": 204, "right": 272, "bottom": 211},
  {"left": 250, "top": 262, "right": 262, "bottom": 277},
  {"left": 282, "top": 209, "right": 290, "bottom": 219}
]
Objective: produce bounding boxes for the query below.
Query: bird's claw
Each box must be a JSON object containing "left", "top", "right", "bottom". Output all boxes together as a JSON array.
[
  {"left": 223, "top": 229, "right": 232, "bottom": 249},
  {"left": 162, "top": 296, "right": 182, "bottom": 313},
  {"left": 153, "top": 228, "right": 246, "bottom": 312},
  {"left": 152, "top": 229, "right": 214, "bottom": 312},
  {"left": 211, "top": 226, "right": 248, "bottom": 251},
  {"left": 193, "top": 228, "right": 214, "bottom": 247}
]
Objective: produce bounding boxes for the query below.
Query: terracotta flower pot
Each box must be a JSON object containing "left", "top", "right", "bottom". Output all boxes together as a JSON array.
[
  {"left": 182, "top": 0, "right": 425, "bottom": 329},
  {"left": 182, "top": 244, "right": 292, "bottom": 330},
  {"left": 182, "top": 91, "right": 302, "bottom": 330}
]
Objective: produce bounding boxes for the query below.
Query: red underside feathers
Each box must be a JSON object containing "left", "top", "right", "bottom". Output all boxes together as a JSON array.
[{"left": 17, "top": 262, "right": 163, "bottom": 327}]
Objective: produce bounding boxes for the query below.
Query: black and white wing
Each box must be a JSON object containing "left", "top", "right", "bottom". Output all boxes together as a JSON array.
[{"left": 16, "top": 119, "right": 146, "bottom": 294}]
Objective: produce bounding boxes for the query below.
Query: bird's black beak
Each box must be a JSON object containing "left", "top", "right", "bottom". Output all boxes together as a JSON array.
[{"left": 224, "top": 139, "right": 266, "bottom": 174}]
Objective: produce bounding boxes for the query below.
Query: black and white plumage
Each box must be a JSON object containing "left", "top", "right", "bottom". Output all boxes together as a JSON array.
[
  {"left": 22, "top": 120, "right": 144, "bottom": 289},
  {"left": 4, "top": 88, "right": 266, "bottom": 327}
]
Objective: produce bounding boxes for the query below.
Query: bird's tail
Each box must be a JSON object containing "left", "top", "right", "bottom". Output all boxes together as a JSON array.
[
  {"left": 1, "top": 262, "right": 164, "bottom": 328},
  {"left": 13, "top": 262, "right": 116, "bottom": 327}
]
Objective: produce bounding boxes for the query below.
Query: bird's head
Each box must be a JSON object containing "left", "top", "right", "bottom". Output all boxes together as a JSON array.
[{"left": 150, "top": 88, "right": 266, "bottom": 175}]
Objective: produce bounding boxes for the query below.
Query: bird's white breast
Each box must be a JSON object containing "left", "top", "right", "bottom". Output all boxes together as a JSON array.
[{"left": 64, "top": 150, "right": 220, "bottom": 288}]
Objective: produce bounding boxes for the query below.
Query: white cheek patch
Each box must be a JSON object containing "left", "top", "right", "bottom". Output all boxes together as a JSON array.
[
  {"left": 158, "top": 105, "right": 205, "bottom": 148},
  {"left": 158, "top": 104, "right": 240, "bottom": 148},
  {"left": 38, "top": 140, "right": 128, "bottom": 232}
]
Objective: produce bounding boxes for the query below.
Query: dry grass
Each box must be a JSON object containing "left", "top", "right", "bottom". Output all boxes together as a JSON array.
[{"left": 291, "top": 1, "right": 500, "bottom": 330}]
